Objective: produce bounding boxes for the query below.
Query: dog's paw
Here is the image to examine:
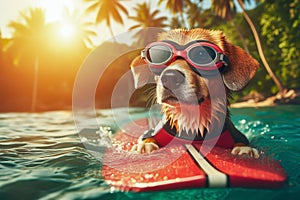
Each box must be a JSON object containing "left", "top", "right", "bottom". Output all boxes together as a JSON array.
[
  {"left": 231, "top": 146, "right": 259, "bottom": 159},
  {"left": 131, "top": 142, "right": 159, "bottom": 154}
]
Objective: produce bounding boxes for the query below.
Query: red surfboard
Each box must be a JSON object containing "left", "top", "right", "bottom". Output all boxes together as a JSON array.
[{"left": 93, "top": 118, "right": 286, "bottom": 192}]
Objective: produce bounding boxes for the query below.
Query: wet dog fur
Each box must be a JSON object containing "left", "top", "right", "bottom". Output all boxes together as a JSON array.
[{"left": 130, "top": 28, "right": 260, "bottom": 158}]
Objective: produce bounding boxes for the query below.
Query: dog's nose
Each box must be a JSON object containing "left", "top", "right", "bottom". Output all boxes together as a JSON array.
[{"left": 161, "top": 69, "right": 185, "bottom": 90}]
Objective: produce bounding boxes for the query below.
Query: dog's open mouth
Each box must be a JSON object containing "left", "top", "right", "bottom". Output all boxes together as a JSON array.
[{"left": 162, "top": 95, "right": 178, "bottom": 104}]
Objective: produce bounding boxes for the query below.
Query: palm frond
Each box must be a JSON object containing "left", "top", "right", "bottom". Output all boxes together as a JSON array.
[
  {"left": 85, "top": 2, "right": 100, "bottom": 14},
  {"left": 111, "top": 6, "right": 124, "bottom": 24},
  {"left": 128, "top": 24, "right": 141, "bottom": 30},
  {"left": 116, "top": 2, "right": 129, "bottom": 16}
]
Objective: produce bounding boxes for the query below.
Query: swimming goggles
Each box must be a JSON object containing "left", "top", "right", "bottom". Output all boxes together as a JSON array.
[{"left": 141, "top": 40, "right": 229, "bottom": 76}]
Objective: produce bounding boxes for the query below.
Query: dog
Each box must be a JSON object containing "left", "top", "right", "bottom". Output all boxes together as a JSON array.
[{"left": 130, "top": 28, "right": 260, "bottom": 159}]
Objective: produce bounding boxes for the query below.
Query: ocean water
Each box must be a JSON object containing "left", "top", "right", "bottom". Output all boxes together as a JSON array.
[{"left": 0, "top": 106, "right": 299, "bottom": 200}]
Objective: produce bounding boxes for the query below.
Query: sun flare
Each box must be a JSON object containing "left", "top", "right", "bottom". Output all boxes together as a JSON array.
[
  {"left": 31, "top": 0, "right": 78, "bottom": 40},
  {"left": 59, "top": 23, "right": 76, "bottom": 38}
]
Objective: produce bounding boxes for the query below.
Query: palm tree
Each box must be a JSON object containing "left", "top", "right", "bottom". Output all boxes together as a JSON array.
[
  {"left": 129, "top": 2, "right": 168, "bottom": 46},
  {"left": 83, "top": 0, "right": 128, "bottom": 42},
  {"left": 158, "top": 0, "right": 190, "bottom": 29},
  {"left": 169, "top": 16, "right": 183, "bottom": 29},
  {"left": 211, "top": 0, "right": 250, "bottom": 53},
  {"left": 8, "top": 8, "right": 50, "bottom": 112},
  {"left": 236, "top": 0, "right": 286, "bottom": 95},
  {"left": 185, "top": 1, "right": 204, "bottom": 29},
  {"left": 60, "top": 8, "right": 98, "bottom": 48},
  {"left": 129, "top": 3, "right": 168, "bottom": 29}
]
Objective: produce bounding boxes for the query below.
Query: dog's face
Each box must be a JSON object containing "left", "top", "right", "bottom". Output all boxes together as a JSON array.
[{"left": 131, "top": 29, "right": 259, "bottom": 135}]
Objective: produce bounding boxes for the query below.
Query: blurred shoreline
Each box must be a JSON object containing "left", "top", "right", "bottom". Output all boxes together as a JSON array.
[{"left": 231, "top": 89, "right": 300, "bottom": 108}]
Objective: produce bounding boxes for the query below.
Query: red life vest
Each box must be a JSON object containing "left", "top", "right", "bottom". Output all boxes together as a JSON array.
[{"left": 144, "top": 121, "right": 235, "bottom": 149}]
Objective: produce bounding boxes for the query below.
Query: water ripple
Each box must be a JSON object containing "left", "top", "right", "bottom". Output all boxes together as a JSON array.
[{"left": 0, "top": 106, "right": 299, "bottom": 199}]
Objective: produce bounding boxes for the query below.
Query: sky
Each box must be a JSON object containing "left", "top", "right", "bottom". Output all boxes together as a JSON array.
[
  {"left": 1, "top": 0, "right": 253, "bottom": 45},
  {"left": 0, "top": 0, "right": 159, "bottom": 45}
]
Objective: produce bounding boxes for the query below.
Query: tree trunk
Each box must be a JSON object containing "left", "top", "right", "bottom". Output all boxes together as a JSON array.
[
  {"left": 108, "top": 25, "right": 117, "bottom": 43},
  {"left": 236, "top": 0, "right": 286, "bottom": 95},
  {"left": 31, "top": 56, "right": 39, "bottom": 112}
]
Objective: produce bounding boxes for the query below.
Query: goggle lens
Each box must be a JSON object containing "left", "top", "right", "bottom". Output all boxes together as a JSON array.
[
  {"left": 188, "top": 46, "right": 216, "bottom": 66},
  {"left": 146, "top": 45, "right": 172, "bottom": 64}
]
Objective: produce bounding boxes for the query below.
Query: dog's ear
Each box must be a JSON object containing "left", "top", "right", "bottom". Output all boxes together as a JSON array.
[
  {"left": 130, "top": 56, "right": 153, "bottom": 89},
  {"left": 222, "top": 38, "right": 259, "bottom": 91}
]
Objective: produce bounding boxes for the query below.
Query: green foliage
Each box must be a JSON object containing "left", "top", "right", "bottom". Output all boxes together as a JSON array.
[
  {"left": 208, "top": 0, "right": 300, "bottom": 98},
  {"left": 260, "top": 0, "right": 300, "bottom": 89}
]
